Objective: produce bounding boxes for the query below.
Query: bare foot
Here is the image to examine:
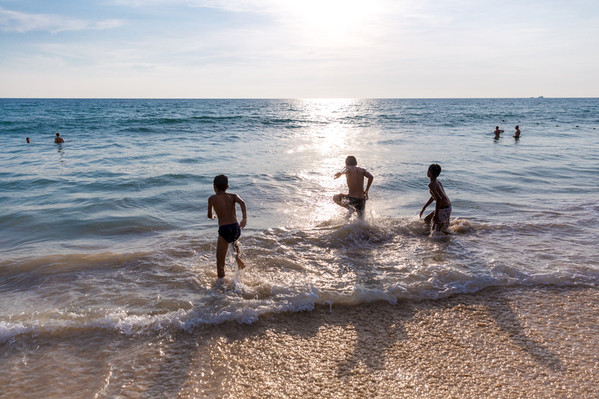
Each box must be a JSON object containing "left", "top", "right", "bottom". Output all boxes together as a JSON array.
[{"left": 236, "top": 255, "right": 246, "bottom": 270}]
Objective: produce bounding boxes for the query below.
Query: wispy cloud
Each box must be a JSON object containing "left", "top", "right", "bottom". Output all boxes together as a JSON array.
[
  {"left": 106, "top": 0, "right": 272, "bottom": 12},
  {"left": 0, "top": 6, "right": 124, "bottom": 34}
]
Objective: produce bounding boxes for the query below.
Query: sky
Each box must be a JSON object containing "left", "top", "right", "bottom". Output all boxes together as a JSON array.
[{"left": 1, "top": 0, "right": 598, "bottom": 98}]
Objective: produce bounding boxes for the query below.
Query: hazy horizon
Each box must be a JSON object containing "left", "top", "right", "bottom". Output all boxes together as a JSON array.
[{"left": 2, "top": 96, "right": 596, "bottom": 100}]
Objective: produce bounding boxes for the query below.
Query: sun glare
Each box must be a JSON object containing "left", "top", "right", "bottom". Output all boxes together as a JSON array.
[{"left": 280, "top": 0, "right": 382, "bottom": 44}]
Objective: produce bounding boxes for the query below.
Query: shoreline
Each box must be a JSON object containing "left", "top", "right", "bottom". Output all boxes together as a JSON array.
[{"left": 2, "top": 285, "right": 598, "bottom": 398}]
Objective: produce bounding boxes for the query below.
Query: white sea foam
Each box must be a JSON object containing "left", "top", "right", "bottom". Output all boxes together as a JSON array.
[{"left": 2, "top": 268, "right": 597, "bottom": 345}]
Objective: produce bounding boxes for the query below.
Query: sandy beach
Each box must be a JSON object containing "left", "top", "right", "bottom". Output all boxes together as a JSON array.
[
  {"left": 3, "top": 285, "right": 598, "bottom": 398},
  {"left": 170, "top": 285, "right": 599, "bottom": 398}
]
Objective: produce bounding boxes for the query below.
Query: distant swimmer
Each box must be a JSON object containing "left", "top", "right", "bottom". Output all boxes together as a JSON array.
[
  {"left": 514, "top": 125, "right": 521, "bottom": 139},
  {"left": 493, "top": 126, "right": 504, "bottom": 139},
  {"left": 208, "top": 174, "right": 247, "bottom": 280},
  {"left": 26, "top": 137, "right": 30, "bottom": 143},
  {"left": 333, "top": 155, "right": 374, "bottom": 219},
  {"left": 54, "top": 132, "right": 65, "bottom": 144},
  {"left": 419, "top": 163, "right": 452, "bottom": 234}
]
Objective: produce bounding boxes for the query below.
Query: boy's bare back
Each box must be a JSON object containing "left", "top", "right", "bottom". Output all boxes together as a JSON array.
[
  {"left": 208, "top": 192, "right": 244, "bottom": 226},
  {"left": 343, "top": 166, "right": 372, "bottom": 199}
]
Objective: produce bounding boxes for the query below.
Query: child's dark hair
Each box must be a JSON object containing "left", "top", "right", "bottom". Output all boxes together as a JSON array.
[
  {"left": 345, "top": 156, "right": 358, "bottom": 166},
  {"left": 213, "top": 174, "right": 228, "bottom": 191},
  {"left": 428, "top": 163, "right": 442, "bottom": 178}
]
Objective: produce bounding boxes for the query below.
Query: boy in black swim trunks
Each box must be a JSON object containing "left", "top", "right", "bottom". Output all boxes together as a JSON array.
[
  {"left": 333, "top": 156, "right": 374, "bottom": 218},
  {"left": 208, "top": 174, "right": 247, "bottom": 279}
]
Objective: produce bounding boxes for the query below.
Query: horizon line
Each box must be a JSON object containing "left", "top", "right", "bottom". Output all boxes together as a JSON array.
[{"left": 2, "top": 96, "right": 598, "bottom": 100}]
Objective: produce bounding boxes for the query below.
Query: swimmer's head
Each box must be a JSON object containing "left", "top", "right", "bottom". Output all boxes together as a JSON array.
[
  {"left": 428, "top": 163, "right": 441, "bottom": 178},
  {"left": 56, "top": 132, "right": 60, "bottom": 137},
  {"left": 213, "top": 174, "right": 228, "bottom": 191},
  {"left": 515, "top": 125, "right": 519, "bottom": 129},
  {"left": 345, "top": 156, "right": 358, "bottom": 166}
]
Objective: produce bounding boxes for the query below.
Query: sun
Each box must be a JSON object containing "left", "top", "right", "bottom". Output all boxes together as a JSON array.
[{"left": 279, "top": 0, "right": 383, "bottom": 45}]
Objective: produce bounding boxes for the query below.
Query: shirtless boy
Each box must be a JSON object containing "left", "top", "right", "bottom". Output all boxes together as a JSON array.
[
  {"left": 333, "top": 156, "right": 374, "bottom": 218},
  {"left": 54, "top": 132, "right": 65, "bottom": 143},
  {"left": 514, "top": 125, "right": 521, "bottom": 138},
  {"left": 419, "top": 164, "right": 452, "bottom": 233},
  {"left": 207, "top": 174, "right": 247, "bottom": 279}
]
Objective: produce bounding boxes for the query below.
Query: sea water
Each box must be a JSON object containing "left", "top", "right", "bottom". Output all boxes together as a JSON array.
[{"left": 1, "top": 98, "right": 598, "bottom": 353}]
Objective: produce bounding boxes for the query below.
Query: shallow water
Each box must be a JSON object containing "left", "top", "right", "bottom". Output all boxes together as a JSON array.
[{"left": 1, "top": 99, "right": 598, "bottom": 394}]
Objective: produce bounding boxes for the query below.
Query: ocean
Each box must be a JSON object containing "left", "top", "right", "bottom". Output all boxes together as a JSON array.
[{"left": 1, "top": 98, "right": 598, "bottom": 396}]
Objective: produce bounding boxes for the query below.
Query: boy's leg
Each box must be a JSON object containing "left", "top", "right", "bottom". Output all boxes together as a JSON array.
[
  {"left": 333, "top": 194, "right": 350, "bottom": 210},
  {"left": 423, "top": 211, "right": 434, "bottom": 225},
  {"left": 354, "top": 199, "right": 365, "bottom": 218},
  {"left": 436, "top": 208, "right": 452, "bottom": 233},
  {"left": 216, "top": 235, "right": 228, "bottom": 278},
  {"left": 233, "top": 241, "right": 246, "bottom": 269}
]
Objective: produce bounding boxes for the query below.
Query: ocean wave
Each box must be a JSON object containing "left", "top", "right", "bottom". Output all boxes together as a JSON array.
[
  {"left": 0, "top": 177, "right": 62, "bottom": 192},
  {"left": 191, "top": 115, "right": 245, "bottom": 122},
  {"left": 119, "top": 127, "right": 156, "bottom": 133},
  {"left": 70, "top": 173, "right": 205, "bottom": 193},
  {"left": 1, "top": 274, "right": 597, "bottom": 344},
  {"left": 0, "top": 251, "right": 155, "bottom": 279}
]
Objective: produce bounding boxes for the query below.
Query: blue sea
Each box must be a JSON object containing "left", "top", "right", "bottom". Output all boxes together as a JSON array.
[{"left": 1, "top": 98, "right": 598, "bottom": 395}]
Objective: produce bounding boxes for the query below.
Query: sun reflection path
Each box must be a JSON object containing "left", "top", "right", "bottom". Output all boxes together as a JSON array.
[
  {"left": 295, "top": 167, "right": 345, "bottom": 225},
  {"left": 279, "top": 98, "right": 387, "bottom": 229},
  {"left": 288, "top": 99, "right": 366, "bottom": 225},
  {"left": 299, "top": 98, "right": 361, "bottom": 154}
]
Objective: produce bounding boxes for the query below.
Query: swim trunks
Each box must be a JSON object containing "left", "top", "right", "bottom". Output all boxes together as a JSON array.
[
  {"left": 218, "top": 222, "right": 241, "bottom": 243},
  {"left": 340, "top": 195, "right": 366, "bottom": 216},
  {"left": 432, "top": 206, "right": 452, "bottom": 232}
]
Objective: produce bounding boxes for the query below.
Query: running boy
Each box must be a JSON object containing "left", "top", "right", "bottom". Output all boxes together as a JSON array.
[
  {"left": 419, "top": 164, "right": 452, "bottom": 233},
  {"left": 208, "top": 174, "right": 247, "bottom": 279},
  {"left": 333, "top": 155, "right": 374, "bottom": 218}
]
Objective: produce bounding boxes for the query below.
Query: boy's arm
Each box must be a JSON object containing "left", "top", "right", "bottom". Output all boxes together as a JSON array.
[
  {"left": 420, "top": 197, "right": 434, "bottom": 218},
  {"left": 207, "top": 197, "right": 214, "bottom": 219},
  {"left": 429, "top": 183, "right": 445, "bottom": 222},
  {"left": 334, "top": 166, "right": 348, "bottom": 179},
  {"left": 235, "top": 194, "right": 248, "bottom": 228},
  {"left": 433, "top": 199, "right": 441, "bottom": 223},
  {"left": 364, "top": 171, "right": 374, "bottom": 199}
]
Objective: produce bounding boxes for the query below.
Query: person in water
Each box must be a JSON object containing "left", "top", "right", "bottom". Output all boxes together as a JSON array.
[
  {"left": 54, "top": 132, "right": 65, "bottom": 143},
  {"left": 419, "top": 163, "right": 452, "bottom": 233},
  {"left": 208, "top": 174, "right": 247, "bottom": 279},
  {"left": 26, "top": 137, "right": 30, "bottom": 143},
  {"left": 333, "top": 155, "right": 374, "bottom": 218},
  {"left": 514, "top": 125, "right": 521, "bottom": 138},
  {"left": 493, "top": 126, "right": 504, "bottom": 139}
]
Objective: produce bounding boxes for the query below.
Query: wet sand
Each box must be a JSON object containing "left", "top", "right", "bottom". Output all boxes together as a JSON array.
[
  {"left": 2, "top": 286, "right": 598, "bottom": 398},
  {"left": 178, "top": 286, "right": 599, "bottom": 398}
]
